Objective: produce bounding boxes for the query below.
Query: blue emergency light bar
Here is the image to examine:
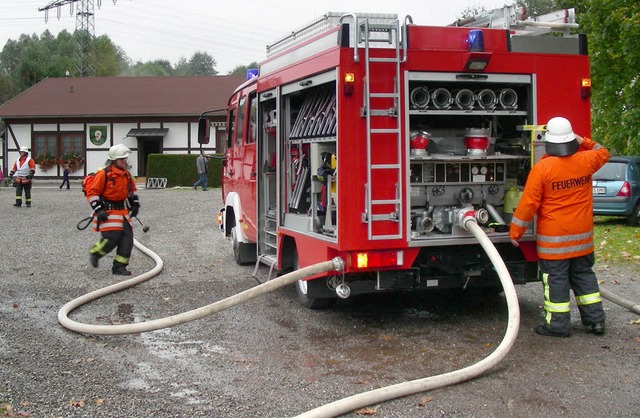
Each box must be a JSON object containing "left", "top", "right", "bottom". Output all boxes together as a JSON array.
[{"left": 468, "top": 30, "right": 484, "bottom": 52}]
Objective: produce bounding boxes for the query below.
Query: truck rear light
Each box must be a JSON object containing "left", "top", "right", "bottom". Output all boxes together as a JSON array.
[
  {"left": 581, "top": 78, "right": 591, "bottom": 98},
  {"left": 617, "top": 181, "right": 631, "bottom": 197},
  {"left": 353, "top": 251, "right": 403, "bottom": 269},
  {"left": 344, "top": 72, "right": 355, "bottom": 95},
  {"left": 217, "top": 212, "right": 223, "bottom": 224}
]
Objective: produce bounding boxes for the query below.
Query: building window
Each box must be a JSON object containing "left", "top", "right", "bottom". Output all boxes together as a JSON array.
[{"left": 33, "top": 132, "right": 84, "bottom": 158}]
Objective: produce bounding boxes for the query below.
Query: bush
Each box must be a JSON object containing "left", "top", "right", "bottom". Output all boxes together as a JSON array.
[{"left": 146, "top": 153, "right": 223, "bottom": 188}]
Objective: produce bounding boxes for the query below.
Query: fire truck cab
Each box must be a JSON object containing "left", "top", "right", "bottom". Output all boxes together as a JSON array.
[{"left": 205, "top": 7, "right": 591, "bottom": 308}]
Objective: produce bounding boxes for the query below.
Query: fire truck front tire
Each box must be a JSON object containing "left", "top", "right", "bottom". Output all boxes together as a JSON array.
[
  {"left": 293, "top": 251, "right": 335, "bottom": 309},
  {"left": 231, "top": 227, "right": 256, "bottom": 265}
]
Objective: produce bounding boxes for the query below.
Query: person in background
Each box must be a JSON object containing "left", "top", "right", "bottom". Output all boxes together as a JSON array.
[
  {"left": 60, "top": 164, "right": 70, "bottom": 190},
  {"left": 193, "top": 150, "right": 209, "bottom": 191},
  {"left": 509, "top": 116, "right": 610, "bottom": 338},
  {"left": 86, "top": 144, "right": 140, "bottom": 276},
  {"left": 9, "top": 146, "right": 36, "bottom": 207}
]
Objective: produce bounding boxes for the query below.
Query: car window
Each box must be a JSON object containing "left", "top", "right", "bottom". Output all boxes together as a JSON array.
[{"left": 593, "top": 162, "right": 626, "bottom": 181}]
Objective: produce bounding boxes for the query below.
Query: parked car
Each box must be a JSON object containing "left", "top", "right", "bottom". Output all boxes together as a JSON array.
[{"left": 592, "top": 156, "right": 640, "bottom": 225}]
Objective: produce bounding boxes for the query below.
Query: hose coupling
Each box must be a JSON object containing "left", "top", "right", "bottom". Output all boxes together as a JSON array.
[
  {"left": 455, "top": 208, "right": 478, "bottom": 230},
  {"left": 331, "top": 257, "right": 345, "bottom": 272}
]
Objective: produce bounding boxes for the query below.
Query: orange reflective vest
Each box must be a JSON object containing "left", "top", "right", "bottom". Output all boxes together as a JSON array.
[
  {"left": 86, "top": 165, "right": 137, "bottom": 232},
  {"left": 509, "top": 137, "right": 609, "bottom": 260}
]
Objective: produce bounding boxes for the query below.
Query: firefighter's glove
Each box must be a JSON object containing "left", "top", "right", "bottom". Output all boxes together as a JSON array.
[
  {"left": 95, "top": 209, "right": 109, "bottom": 223},
  {"left": 90, "top": 201, "right": 108, "bottom": 222},
  {"left": 128, "top": 194, "right": 140, "bottom": 218},
  {"left": 27, "top": 170, "right": 35, "bottom": 179},
  {"left": 9, "top": 171, "right": 15, "bottom": 177}
]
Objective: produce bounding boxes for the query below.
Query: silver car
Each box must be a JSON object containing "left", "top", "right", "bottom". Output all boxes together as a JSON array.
[{"left": 592, "top": 156, "right": 640, "bottom": 225}]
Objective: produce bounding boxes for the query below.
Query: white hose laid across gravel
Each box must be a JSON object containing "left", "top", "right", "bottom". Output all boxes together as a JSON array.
[
  {"left": 295, "top": 219, "right": 521, "bottom": 417},
  {"left": 59, "top": 220, "right": 521, "bottom": 417},
  {"left": 58, "top": 238, "right": 344, "bottom": 335}
]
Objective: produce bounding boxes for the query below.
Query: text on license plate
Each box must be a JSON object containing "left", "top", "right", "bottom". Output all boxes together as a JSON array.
[{"left": 593, "top": 187, "right": 606, "bottom": 194}]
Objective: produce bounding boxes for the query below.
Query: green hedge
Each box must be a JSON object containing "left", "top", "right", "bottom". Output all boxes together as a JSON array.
[{"left": 146, "top": 153, "right": 223, "bottom": 188}]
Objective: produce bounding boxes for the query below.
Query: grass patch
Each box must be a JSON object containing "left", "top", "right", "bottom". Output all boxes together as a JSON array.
[{"left": 594, "top": 216, "right": 640, "bottom": 271}]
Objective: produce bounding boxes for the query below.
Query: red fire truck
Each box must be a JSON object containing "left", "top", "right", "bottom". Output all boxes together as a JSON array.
[{"left": 200, "top": 6, "right": 591, "bottom": 308}]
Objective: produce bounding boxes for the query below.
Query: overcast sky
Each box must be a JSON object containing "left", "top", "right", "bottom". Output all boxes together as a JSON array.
[{"left": 0, "top": 0, "right": 510, "bottom": 75}]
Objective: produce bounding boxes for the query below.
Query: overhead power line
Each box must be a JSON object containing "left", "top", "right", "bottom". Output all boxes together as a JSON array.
[{"left": 38, "top": 0, "right": 124, "bottom": 77}]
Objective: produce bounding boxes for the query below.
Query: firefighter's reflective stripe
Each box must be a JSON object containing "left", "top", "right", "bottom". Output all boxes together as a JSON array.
[
  {"left": 510, "top": 216, "right": 530, "bottom": 228},
  {"left": 542, "top": 272, "right": 570, "bottom": 325},
  {"left": 544, "top": 300, "right": 571, "bottom": 313},
  {"left": 576, "top": 292, "right": 602, "bottom": 306},
  {"left": 87, "top": 195, "right": 101, "bottom": 205},
  {"left": 89, "top": 238, "right": 109, "bottom": 256},
  {"left": 114, "top": 254, "right": 129, "bottom": 264},
  {"left": 91, "top": 211, "right": 131, "bottom": 232}
]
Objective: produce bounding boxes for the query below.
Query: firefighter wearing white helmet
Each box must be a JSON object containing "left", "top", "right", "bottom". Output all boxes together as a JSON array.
[
  {"left": 87, "top": 143, "right": 140, "bottom": 276},
  {"left": 9, "top": 146, "right": 36, "bottom": 207},
  {"left": 510, "top": 116, "right": 610, "bottom": 338}
]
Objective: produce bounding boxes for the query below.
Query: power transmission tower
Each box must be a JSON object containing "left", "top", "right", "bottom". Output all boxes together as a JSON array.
[{"left": 38, "top": 0, "right": 121, "bottom": 77}]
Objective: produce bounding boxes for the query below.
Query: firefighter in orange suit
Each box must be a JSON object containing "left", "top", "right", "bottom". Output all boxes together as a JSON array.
[
  {"left": 509, "top": 117, "right": 610, "bottom": 338},
  {"left": 87, "top": 144, "right": 140, "bottom": 276}
]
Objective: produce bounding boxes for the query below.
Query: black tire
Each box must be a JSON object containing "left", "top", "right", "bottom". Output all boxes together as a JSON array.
[
  {"left": 231, "top": 226, "right": 256, "bottom": 265},
  {"left": 293, "top": 250, "right": 335, "bottom": 309},
  {"left": 627, "top": 201, "right": 640, "bottom": 226}
]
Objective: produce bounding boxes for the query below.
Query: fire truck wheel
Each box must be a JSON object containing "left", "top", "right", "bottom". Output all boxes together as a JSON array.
[
  {"left": 231, "top": 226, "right": 256, "bottom": 265},
  {"left": 293, "top": 251, "right": 335, "bottom": 309}
]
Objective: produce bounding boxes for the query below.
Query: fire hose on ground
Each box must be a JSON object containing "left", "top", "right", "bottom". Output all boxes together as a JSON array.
[{"left": 59, "top": 216, "right": 640, "bottom": 416}]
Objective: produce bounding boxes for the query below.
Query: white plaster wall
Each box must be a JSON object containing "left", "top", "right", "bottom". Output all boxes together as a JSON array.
[{"left": 163, "top": 122, "right": 189, "bottom": 148}]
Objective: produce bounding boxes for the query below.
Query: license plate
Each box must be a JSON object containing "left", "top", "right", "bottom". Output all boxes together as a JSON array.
[{"left": 593, "top": 187, "right": 606, "bottom": 194}]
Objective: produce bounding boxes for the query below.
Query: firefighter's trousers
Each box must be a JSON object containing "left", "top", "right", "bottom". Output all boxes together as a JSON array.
[
  {"left": 539, "top": 252, "right": 605, "bottom": 333},
  {"left": 90, "top": 221, "right": 134, "bottom": 266},
  {"left": 15, "top": 183, "right": 32, "bottom": 205}
]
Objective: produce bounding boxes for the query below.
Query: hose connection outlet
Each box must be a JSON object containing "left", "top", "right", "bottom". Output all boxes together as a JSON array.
[
  {"left": 475, "top": 208, "right": 490, "bottom": 224},
  {"left": 455, "top": 208, "right": 478, "bottom": 230}
]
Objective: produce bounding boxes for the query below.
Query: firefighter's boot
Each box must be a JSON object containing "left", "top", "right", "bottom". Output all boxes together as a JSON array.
[
  {"left": 89, "top": 253, "right": 100, "bottom": 268},
  {"left": 13, "top": 198, "right": 22, "bottom": 207},
  {"left": 89, "top": 239, "right": 108, "bottom": 268},
  {"left": 112, "top": 261, "right": 132, "bottom": 276}
]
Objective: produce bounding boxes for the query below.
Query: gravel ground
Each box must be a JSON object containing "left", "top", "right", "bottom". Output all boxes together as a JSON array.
[{"left": 1, "top": 183, "right": 639, "bottom": 417}]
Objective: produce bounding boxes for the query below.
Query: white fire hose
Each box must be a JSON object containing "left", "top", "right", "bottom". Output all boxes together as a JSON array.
[
  {"left": 295, "top": 217, "right": 520, "bottom": 417},
  {"left": 59, "top": 217, "right": 638, "bottom": 417},
  {"left": 58, "top": 239, "right": 344, "bottom": 335}
]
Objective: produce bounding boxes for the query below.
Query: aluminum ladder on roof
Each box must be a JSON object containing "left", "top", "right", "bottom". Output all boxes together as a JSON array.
[
  {"left": 453, "top": 5, "right": 579, "bottom": 37},
  {"left": 359, "top": 17, "right": 403, "bottom": 241}
]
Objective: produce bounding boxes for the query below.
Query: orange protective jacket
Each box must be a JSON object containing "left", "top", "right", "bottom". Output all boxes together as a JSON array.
[
  {"left": 86, "top": 165, "right": 137, "bottom": 232},
  {"left": 509, "top": 137, "right": 609, "bottom": 260}
]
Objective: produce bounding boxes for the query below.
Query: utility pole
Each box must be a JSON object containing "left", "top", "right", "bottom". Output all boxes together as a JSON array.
[{"left": 38, "top": 0, "right": 122, "bottom": 77}]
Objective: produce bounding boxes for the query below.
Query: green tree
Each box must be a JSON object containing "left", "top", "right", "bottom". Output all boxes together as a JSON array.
[
  {"left": 228, "top": 62, "right": 259, "bottom": 76},
  {"left": 121, "top": 60, "right": 171, "bottom": 77},
  {"left": 92, "top": 35, "right": 129, "bottom": 76},
  {"left": 187, "top": 51, "right": 217, "bottom": 76},
  {"left": 576, "top": 1, "right": 640, "bottom": 155}
]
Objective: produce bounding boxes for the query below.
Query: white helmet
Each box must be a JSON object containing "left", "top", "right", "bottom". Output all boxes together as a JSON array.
[
  {"left": 545, "top": 117, "right": 575, "bottom": 143},
  {"left": 19, "top": 146, "right": 29, "bottom": 153},
  {"left": 107, "top": 144, "right": 132, "bottom": 160},
  {"left": 545, "top": 117, "right": 579, "bottom": 157}
]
